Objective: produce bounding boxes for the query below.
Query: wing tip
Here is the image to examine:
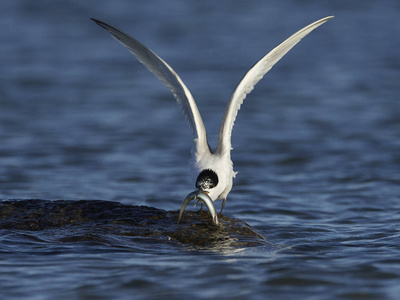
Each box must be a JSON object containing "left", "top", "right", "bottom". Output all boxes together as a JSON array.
[
  {"left": 90, "top": 17, "right": 101, "bottom": 24},
  {"left": 90, "top": 18, "right": 114, "bottom": 32},
  {"left": 320, "top": 16, "right": 335, "bottom": 24}
]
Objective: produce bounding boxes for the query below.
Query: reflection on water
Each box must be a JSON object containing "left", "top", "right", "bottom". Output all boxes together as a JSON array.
[{"left": 1, "top": 0, "right": 400, "bottom": 299}]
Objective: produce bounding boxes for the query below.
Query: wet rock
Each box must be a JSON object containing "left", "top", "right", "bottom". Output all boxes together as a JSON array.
[{"left": 0, "top": 199, "right": 270, "bottom": 249}]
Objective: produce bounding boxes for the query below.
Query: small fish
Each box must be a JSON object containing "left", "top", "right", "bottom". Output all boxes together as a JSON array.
[{"left": 177, "top": 191, "right": 219, "bottom": 225}]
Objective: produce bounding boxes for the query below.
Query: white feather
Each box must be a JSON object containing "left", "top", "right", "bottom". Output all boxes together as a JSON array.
[
  {"left": 91, "top": 18, "right": 210, "bottom": 157},
  {"left": 216, "top": 16, "right": 334, "bottom": 155}
]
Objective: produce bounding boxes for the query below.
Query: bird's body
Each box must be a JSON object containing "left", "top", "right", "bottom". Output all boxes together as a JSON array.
[
  {"left": 92, "top": 16, "right": 333, "bottom": 225},
  {"left": 193, "top": 149, "right": 235, "bottom": 202}
]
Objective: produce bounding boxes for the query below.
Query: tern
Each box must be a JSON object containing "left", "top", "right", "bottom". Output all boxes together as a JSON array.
[{"left": 92, "top": 16, "right": 333, "bottom": 225}]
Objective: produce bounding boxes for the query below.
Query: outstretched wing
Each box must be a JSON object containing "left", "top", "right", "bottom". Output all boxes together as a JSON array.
[
  {"left": 91, "top": 19, "right": 209, "bottom": 154},
  {"left": 216, "top": 16, "right": 334, "bottom": 155}
]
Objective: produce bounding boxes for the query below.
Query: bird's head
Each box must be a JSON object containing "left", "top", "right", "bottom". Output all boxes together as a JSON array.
[{"left": 195, "top": 169, "right": 219, "bottom": 194}]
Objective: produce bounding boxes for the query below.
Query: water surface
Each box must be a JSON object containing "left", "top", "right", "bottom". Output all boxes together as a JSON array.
[{"left": 1, "top": 1, "right": 400, "bottom": 299}]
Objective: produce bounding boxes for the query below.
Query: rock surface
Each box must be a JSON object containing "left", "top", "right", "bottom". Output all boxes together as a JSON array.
[{"left": 0, "top": 199, "right": 270, "bottom": 249}]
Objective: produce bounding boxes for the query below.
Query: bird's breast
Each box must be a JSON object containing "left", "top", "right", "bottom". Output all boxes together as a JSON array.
[{"left": 193, "top": 153, "right": 235, "bottom": 201}]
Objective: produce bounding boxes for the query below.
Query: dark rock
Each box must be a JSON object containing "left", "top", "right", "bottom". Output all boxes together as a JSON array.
[{"left": 0, "top": 199, "right": 270, "bottom": 249}]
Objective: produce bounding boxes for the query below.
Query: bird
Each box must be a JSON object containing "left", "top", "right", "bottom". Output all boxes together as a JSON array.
[{"left": 91, "top": 16, "right": 333, "bottom": 225}]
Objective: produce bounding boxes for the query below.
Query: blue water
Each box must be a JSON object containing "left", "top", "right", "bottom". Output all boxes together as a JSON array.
[{"left": 1, "top": 0, "right": 400, "bottom": 299}]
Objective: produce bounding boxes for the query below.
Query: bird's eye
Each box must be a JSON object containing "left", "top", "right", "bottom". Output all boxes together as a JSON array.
[{"left": 196, "top": 169, "right": 218, "bottom": 190}]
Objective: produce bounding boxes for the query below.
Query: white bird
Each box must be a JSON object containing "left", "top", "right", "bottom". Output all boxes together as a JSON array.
[{"left": 92, "top": 16, "right": 333, "bottom": 225}]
